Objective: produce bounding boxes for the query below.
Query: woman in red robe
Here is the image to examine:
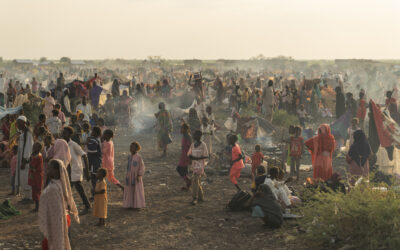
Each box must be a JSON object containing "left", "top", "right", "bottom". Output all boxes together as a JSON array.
[{"left": 305, "top": 124, "right": 335, "bottom": 181}]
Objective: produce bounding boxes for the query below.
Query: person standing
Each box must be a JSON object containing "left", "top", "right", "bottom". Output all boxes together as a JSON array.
[
  {"left": 305, "top": 124, "right": 335, "bottom": 181},
  {"left": 155, "top": 102, "right": 172, "bottom": 157},
  {"left": 346, "top": 130, "right": 371, "bottom": 186},
  {"left": 62, "top": 89, "right": 72, "bottom": 117},
  {"left": 87, "top": 126, "right": 102, "bottom": 197},
  {"left": 90, "top": 81, "right": 103, "bottom": 111},
  {"left": 262, "top": 80, "right": 275, "bottom": 121},
  {"left": 177, "top": 123, "right": 192, "bottom": 190},
  {"left": 43, "top": 91, "right": 55, "bottom": 119},
  {"left": 93, "top": 168, "right": 107, "bottom": 226},
  {"left": 111, "top": 79, "right": 120, "bottom": 98},
  {"left": 6, "top": 81, "right": 16, "bottom": 108},
  {"left": 229, "top": 134, "right": 245, "bottom": 191},
  {"left": 39, "top": 159, "right": 80, "bottom": 250},
  {"left": 335, "top": 87, "right": 345, "bottom": 119},
  {"left": 123, "top": 141, "right": 146, "bottom": 209},
  {"left": 62, "top": 126, "right": 91, "bottom": 214},
  {"left": 76, "top": 96, "right": 92, "bottom": 122},
  {"left": 187, "top": 130, "right": 208, "bottom": 205},
  {"left": 356, "top": 92, "right": 367, "bottom": 130},
  {"left": 28, "top": 142, "right": 44, "bottom": 212},
  {"left": 31, "top": 77, "right": 38, "bottom": 94},
  {"left": 15, "top": 115, "right": 34, "bottom": 202},
  {"left": 102, "top": 129, "right": 123, "bottom": 190}
]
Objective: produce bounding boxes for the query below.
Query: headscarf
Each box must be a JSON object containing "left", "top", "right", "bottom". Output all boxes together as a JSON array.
[
  {"left": 49, "top": 139, "right": 72, "bottom": 167},
  {"left": 348, "top": 129, "right": 371, "bottom": 167},
  {"left": 305, "top": 124, "right": 335, "bottom": 164},
  {"left": 39, "top": 160, "right": 79, "bottom": 250}
]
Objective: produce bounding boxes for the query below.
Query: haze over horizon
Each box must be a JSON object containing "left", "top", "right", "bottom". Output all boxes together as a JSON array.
[{"left": 1, "top": 0, "right": 399, "bottom": 60}]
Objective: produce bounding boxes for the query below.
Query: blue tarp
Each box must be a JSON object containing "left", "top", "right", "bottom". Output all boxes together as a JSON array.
[{"left": 0, "top": 106, "right": 23, "bottom": 120}]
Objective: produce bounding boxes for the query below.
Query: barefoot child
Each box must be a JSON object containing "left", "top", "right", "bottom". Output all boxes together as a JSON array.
[
  {"left": 123, "top": 142, "right": 146, "bottom": 209},
  {"left": 29, "top": 142, "right": 44, "bottom": 212},
  {"left": 251, "top": 144, "right": 264, "bottom": 182},
  {"left": 289, "top": 126, "right": 303, "bottom": 180},
  {"left": 93, "top": 168, "right": 107, "bottom": 226},
  {"left": 177, "top": 123, "right": 192, "bottom": 190},
  {"left": 102, "top": 129, "right": 123, "bottom": 190}
]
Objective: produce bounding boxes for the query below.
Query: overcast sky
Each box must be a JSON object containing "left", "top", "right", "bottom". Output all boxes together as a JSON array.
[{"left": 1, "top": 0, "right": 399, "bottom": 60}]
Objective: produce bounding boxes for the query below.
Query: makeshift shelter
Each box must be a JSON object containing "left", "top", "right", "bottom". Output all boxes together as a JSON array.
[
  {"left": 236, "top": 116, "right": 275, "bottom": 139},
  {"left": 0, "top": 106, "right": 23, "bottom": 120}
]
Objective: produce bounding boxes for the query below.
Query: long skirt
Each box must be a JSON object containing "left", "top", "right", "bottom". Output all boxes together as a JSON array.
[{"left": 313, "top": 154, "right": 333, "bottom": 181}]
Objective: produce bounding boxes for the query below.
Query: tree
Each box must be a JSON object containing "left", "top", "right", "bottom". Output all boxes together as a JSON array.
[
  {"left": 39, "top": 57, "right": 47, "bottom": 62},
  {"left": 60, "top": 57, "right": 71, "bottom": 64}
]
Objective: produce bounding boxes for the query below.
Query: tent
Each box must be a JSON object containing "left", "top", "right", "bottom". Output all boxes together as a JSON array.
[{"left": 236, "top": 116, "right": 275, "bottom": 139}]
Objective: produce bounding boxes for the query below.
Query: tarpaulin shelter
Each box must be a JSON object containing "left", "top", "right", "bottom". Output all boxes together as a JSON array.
[
  {"left": 0, "top": 106, "right": 23, "bottom": 120},
  {"left": 237, "top": 116, "right": 275, "bottom": 139}
]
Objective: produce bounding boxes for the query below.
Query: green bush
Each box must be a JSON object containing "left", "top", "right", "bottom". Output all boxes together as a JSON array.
[
  {"left": 272, "top": 109, "right": 299, "bottom": 128},
  {"left": 299, "top": 185, "right": 400, "bottom": 249}
]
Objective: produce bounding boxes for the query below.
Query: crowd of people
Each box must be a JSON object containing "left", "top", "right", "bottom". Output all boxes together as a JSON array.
[{"left": 0, "top": 62, "right": 398, "bottom": 249}]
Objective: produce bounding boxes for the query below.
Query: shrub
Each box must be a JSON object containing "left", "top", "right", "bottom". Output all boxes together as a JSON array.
[
  {"left": 272, "top": 109, "right": 299, "bottom": 128},
  {"left": 299, "top": 185, "right": 400, "bottom": 249}
]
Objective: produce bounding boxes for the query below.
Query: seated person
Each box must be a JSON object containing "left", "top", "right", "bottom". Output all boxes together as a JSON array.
[
  {"left": 249, "top": 184, "right": 283, "bottom": 229},
  {"left": 252, "top": 165, "right": 267, "bottom": 193},
  {"left": 264, "top": 167, "right": 301, "bottom": 208}
]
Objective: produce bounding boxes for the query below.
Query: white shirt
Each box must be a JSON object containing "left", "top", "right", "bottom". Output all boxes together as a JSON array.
[
  {"left": 68, "top": 140, "right": 86, "bottom": 182},
  {"left": 63, "top": 96, "right": 71, "bottom": 114},
  {"left": 46, "top": 117, "right": 62, "bottom": 135},
  {"left": 76, "top": 103, "right": 92, "bottom": 121}
]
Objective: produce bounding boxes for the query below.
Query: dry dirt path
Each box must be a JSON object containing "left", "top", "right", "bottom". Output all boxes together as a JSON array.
[{"left": 0, "top": 130, "right": 304, "bottom": 249}]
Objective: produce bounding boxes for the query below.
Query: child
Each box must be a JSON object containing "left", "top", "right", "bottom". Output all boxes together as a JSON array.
[
  {"left": 252, "top": 165, "right": 267, "bottom": 193},
  {"left": 201, "top": 116, "right": 213, "bottom": 154},
  {"left": 229, "top": 134, "right": 245, "bottom": 191},
  {"left": 29, "top": 142, "right": 44, "bottom": 212},
  {"left": 347, "top": 118, "right": 360, "bottom": 146},
  {"left": 256, "top": 91, "right": 262, "bottom": 113},
  {"left": 46, "top": 109, "right": 62, "bottom": 138},
  {"left": 9, "top": 145, "right": 18, "bottom": 195},
  {"left": 54, "top": 104, "right": 66, "bottom": 125},
  {"left": 102, "top": 129, "right": 123, "bottom": 190},
  {"left": 188, "top": 130, "right": 209, "bottom": 205},
  {"left": 297, "top": 104, "right": 307, "bottom": 127},
  {"left": 93, "top": 168, "right": 107, "bottom": 226},
  {"left": 251, "top": 145, "right": 264, "bottom": 181},
  {"left": 123, "top": 141, "right": 146, "bottom": 209},
  {"left": 70, "top": 114, "right": 82, "bottom": 144},
  {"left": 98, "top": 118, "right": 107, "bottom": 132},
  {"left": 82, "top": 122, "right": 90, "bottom": 147},
  {"left": 290, "top": 126, "right": 303, "bottom": 180},
  {"left": 36, "top": 126, "right": 47, "bottom": 143},
  {"left": 177, "top": 123, "right": 192, "bottom": 190},
  {"left": 87, "top": 126, "right": 102, "bottom": 198}
]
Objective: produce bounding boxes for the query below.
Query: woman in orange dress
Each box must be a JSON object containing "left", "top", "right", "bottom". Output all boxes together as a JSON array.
[{"left": 305, "top": 124, "right": 335, "bottom": 181}]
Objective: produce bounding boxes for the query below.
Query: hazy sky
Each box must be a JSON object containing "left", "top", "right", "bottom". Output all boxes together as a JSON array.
[{"left": 1, "top": 0, "right": 399, "bottom": 60}]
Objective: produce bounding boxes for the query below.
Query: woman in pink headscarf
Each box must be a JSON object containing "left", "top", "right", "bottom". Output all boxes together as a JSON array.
[
  {"left": 47, "top": 139, "right": 71, "bottom": 168},
  {"left": 305, "top": 124, "right": 336, "bottom": 181}
]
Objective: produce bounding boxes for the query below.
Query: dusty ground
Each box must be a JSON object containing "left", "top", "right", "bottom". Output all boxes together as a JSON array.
[{"left": 0, "top": 126, "right": 340, "bottom": 250}]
